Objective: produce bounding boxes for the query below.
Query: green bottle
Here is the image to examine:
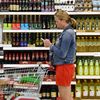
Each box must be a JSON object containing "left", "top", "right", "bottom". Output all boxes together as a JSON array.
[
  {"left": 94, "top": 60, "right": 100, "bottom": 76},
  {"left": 82, "top": 80, "right": 89, "bottom": 99},
  {"left": 77, "top": 60, "right": 83, "bottom": 75},
  {"left": 89, "top": 60, "right": 94, "bottom": 75},
  {"left": 75, "top": 80, "right": 82, "bottom": 99},
  {"left": 84, "top": 59, "right": 89, "bottom": 75},
  {"left": 95, "top": 80, "right": 100, "bottom": 99}
]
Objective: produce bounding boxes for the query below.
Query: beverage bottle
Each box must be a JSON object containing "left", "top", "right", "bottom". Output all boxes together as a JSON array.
[
  {"left": 84, "top": 59, "right": 89, "bottom": 75},
  {"left": 89, "top": 80, "right": 95, "bottom": 99},
  {"left": 51, "top": 85, "right": 57, "bottom": 100},
  {"left": 94, "top": 60, "right": 100, "bottom": 76},
  {"left": 81, "top": 17, "right": 85, "bottom": 31},
  {"left": 88, "top": 37, "right": 93, "bottom": 52},
  {"left": 52, "top": 34, "right": 56, "bottom": 44},
  {"left": 35, "top": 33, "right": 40, "bottom": 47},
  {"left": 95, "top": 80, "right": 100, "bottom": 99},
  {"left": 16, "top": 33, "right": 20, "bottom": 47},
  {"left": 95, "top": 17, "right": 99, "bottom": 31},
  {"left": 39, "top": 33, "right": 43, "bottom": 46},
  {"left": 75, "top": 80, "right": 82, "bottom": 99},
  {"left": 77, "top": 59, "right": 83, "bottom": 75},
  {"left": 85, "top": 17, "right": 90, "bottom": 31},
  {"left": 91, "top": 17, "right": 95, "bottom": 31},
  {"left": 46, "top": 86, "right": 51, "bottom": 99},
  {"left": 82, "top": 80, "right": 89, "bottom": 99},
  {"left": 42, "top": 86, "right": 47, "bottom": 99},
  {"left": 89, "top": 59, "right": 94, "bottom": 75}
]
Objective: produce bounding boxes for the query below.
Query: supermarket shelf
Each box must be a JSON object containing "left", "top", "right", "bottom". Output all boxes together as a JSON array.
[
  {"left": 3, "top": 29, "right": 63, "bottom": 33},
  {"left": 76, "top": 75, "right": 100, "bottom": 79},
  {"left": 76, "top": 52, "right": 100, "bottom": 56},
  {"left": 76, "top": 32, "right": 100, "bottom": 36},
  {"left": 3, "top": 64, "right": 50, "bottom": 68},
  {"left": 0, "top": 44, "right": 12, "bottom": 47},
  {"left": 0, "top": 12, "right": 100, "bottom": 15},
  {"left": 3, "top": 47, "right": 49, "bottom": 50},
  {"left": 42, "top": 81, "right": 76, "bottom": 85}
]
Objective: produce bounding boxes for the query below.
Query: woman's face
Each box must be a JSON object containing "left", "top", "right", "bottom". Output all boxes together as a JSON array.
[{"left": 55, "top": 17, "right": 63, "bottom": 29}]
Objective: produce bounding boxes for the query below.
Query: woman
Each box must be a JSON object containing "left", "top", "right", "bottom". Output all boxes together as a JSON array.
[{"left": 43, "top": 9, "right": 76, "bottom": 100}]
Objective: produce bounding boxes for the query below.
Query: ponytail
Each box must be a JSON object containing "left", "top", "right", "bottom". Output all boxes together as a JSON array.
[{"left": 70, "top": 18, "right": 76, "bottom": 29}]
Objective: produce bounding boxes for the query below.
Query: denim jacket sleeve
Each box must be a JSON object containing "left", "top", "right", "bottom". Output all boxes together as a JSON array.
[{"left": 50, "top": 30, "right": 73, "bottom": 59}]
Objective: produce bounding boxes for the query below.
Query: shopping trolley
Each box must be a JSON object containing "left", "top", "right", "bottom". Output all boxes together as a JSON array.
[{"left": 0, "top": 64, "right": 49, "bottom": 100}]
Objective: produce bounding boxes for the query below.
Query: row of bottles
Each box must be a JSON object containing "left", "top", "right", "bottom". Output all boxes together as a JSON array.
[
  {"left": 76, "top": 16, "right": 100, "bottom": 31},
  {"left": 77, "top": 36, "right": 100, "bottom": 52},
  {"left": 3, "top": 15, "right": 100, "bottom": 31},
  {"left": 40, "top": 85, "right": 75, "bottom": 99},
  {"left": 3, "top": 33, "right": 59, "bottom": 47},
  {"left": 75, "top": 0, "right": 92, "bottom": 12},
  {"left": 77, "top": 57, "right": 100, "bottom": 75},
  {"left": 1, "top": 0, "right": 100, "bottom": 12},
  {"left": 76, "top": 79, "right": 100, "bottom": 99},
  {"left": 0, "top": 0, "right": 55, "bottom": 12},
  {"left": 4, "top": 51, "right": 49, "bottom": 63},
  {"left": 3, "top": 15, "right": 56, "bottom": 30}
]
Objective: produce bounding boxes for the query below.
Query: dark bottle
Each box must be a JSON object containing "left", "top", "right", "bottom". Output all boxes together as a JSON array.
[{"left": 51, "top": 85, "right": 57, "bottom": 99}]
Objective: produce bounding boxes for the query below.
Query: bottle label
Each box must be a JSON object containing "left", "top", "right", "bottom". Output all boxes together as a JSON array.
[
  {"left": 96, "top": 86, "right": 100, "bottom": 96},
  {"left": 90, "top": 86, "right": 95, "bottom": 96},
  {"left": 83, "top": 86, "right": 88, "bottom": 96},
  {"left": 76, "top": 87, "right": 81, "bottom": 97},
  {"left": 51, "top": 92, "right": 56, "bottom": 97}
]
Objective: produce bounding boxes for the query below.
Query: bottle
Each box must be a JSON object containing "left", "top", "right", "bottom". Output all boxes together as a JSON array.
[
  {"left": 42, "top": 86, "right": 46, "bottom": 99},
  {"left": 31, "top": 52, "right": 35, "bottom": 62},
  {"left": 82, "top": 80, "right": 89, "bottom": 99},
  {"left": 89, "top": 59, "right": 94, "bottom": 75},
  {"left": 91, "top": 17, "right": 95, "bottom": 31},
  {"left": 51, "top": 86, "right": 57, "bottom": 100},
  {"left": 75, "top": 80, "right": 82, "bottom": 99},
  {"left": 85, "top": 17, "right": 91, "bottom": 31},
  {"left": 94, "top": 60, "right": 100, "bottom": 76},
  {"left": 46, "top": 86, "right": 51, "bottom": 99},
  {"left": 89, "top": 80, "right": 95, "bottom": 99},
  {"left": 84, "top": 59, "right": 89, "bottom": 75},
  {"left": 52, "top": 34, "right": 56, "bottom": 44},
  {"left": 95, "top": 80, "right": 100, "bottom": 99},
  {"left": 35, "top": 33, "right": 40, "bottom": 47},
  {"left": 95, "top": 17, "right": 99, "bottom": 31},
  {"left": 39, "top": 33, "right": 43, "bottom": 46},
  {"left": 77, "top": 59, "right": 83, "bottom": 75}
]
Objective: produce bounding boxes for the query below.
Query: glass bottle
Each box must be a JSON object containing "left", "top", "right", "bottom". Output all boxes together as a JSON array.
[
  {"left": 77, "top": 59, "right": 83, "bottom": 75},
  {"left": 82, "top": 80, "right": 89, "bottom": 99},
  {"left": 84, "top": 59, "right": 89, "bottom": 75}
]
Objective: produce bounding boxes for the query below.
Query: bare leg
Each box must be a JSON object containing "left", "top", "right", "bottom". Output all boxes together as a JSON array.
[{"left": 58, "top": 85, "right": 73, "bottom": 100}]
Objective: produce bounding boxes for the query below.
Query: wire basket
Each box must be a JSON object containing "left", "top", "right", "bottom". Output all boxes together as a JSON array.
[{"left": 0, "top": 64, "right": 48, "bottom": 100}]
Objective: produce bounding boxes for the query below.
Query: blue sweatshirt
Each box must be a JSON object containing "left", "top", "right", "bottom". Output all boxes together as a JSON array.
[{"left": 50, "top": 24, "right": 76, "bottom": 65}]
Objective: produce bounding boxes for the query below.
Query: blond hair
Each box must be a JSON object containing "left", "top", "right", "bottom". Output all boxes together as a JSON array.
[{"left": 54, "top": 9, "right": 76, "bottom": 28}]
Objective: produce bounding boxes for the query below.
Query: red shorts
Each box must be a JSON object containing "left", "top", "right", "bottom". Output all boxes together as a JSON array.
[{"left": 56, "top": 64, "right": 75, "bottom": 86}]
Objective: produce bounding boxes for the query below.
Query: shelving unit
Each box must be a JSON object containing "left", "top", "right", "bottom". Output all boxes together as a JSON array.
[
  {"left": 76, "top": 75, "right": 100, "bottom": 79},
  {"left": 0, "top": 11, "right": 100, "bottom": 15}
]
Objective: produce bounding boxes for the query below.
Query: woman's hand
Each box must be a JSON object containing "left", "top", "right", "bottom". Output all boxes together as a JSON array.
[{"left": 43, "top": 39, "right": 52, "bottom": 47}]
